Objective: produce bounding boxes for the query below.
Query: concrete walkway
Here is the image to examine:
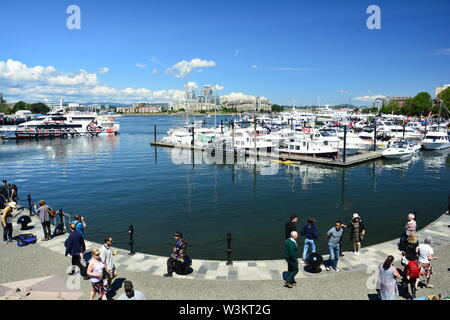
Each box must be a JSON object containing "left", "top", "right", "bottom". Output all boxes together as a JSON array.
[{"left": 15, "top": 209, "right": 450, "bottom": 281}]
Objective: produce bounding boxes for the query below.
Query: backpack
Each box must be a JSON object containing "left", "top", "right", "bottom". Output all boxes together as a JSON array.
[
  {"left": 406, "top": 260, "right": 420, "bottom": 279},
  {"left": 16, "top": 234, "right": 37, "bottom": 247}
]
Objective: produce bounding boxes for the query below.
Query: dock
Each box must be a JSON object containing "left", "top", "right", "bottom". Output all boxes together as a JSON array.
[{"left": 150, "top": 141, "right": 383, "bottom": 167}]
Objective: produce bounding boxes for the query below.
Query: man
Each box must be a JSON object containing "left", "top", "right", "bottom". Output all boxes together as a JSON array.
[
  {"left": 35, "top": 200, "right": 54, "bottom": 241},
  {"left": 1, "top": 180, "right": 8, "bottom": 200},
  {"left": 64, "top": 224, "right": 89, "bottom": 280},
  {"left": 116, "top": 281, "right": 147, "bottom": 300},
  {"left": 417, "top": 236, "right": 438, "bottom": 289},
  {"left": 1, "top": 202, "right": 16, "bottom": 243},
  {"left": 325, "top": 221, "right": 346, "bottom": 272},
  {"left": 100, "top": 236, "right": 118, "bottom": 289},
  {"left": 300, "top": 217, "right": 318, "bottom": 264},
  {"left": 164, "top": 232, "right": 187, "bottom": 277},
  {"left": 284, "top": 231, "right": 299, "bottom": 288},
  {"left": 1, "top": 181, "right": 8, "bottom": 203},
  {"left": 285, "top": 215, "right": 298, "bottom": 239}
]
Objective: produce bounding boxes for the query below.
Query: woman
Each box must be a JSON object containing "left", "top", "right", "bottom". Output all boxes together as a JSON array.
[
  {"left": 399, "top": 213, "right": 416, "bottom": 250},
  {"left": 72, "top": 215, "right": 87, "bottom": 264},
  {"left": 348, "top": 213, "right": 365, "bottom": 255},
  {"left": 87, "top": 248, "right": 107, "bottom": 300},
  {"left": 417, "top": 236, "right": 438, "bottom": 289},
  {"left": 378, "top": 255, "right": 402, "bottom": 300},
  {"left": 8, "top": 184, "right": 18, "bottom": 202}
]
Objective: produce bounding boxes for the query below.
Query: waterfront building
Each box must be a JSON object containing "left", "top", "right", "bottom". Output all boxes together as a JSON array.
[{"left": 221, "top": 95, "right": 272, "bottom": 112}]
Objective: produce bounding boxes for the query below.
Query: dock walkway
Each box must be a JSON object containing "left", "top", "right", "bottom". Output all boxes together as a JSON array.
[{"left": 150, "top": 141, "right": 383, "bottom": 167}]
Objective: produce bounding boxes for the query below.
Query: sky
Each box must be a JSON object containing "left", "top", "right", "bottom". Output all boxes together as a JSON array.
[{"left": 0, "top": 0, "right": 449, "bottom": 106}]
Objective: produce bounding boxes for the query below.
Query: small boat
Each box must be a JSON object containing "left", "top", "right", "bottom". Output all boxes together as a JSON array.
[
  {"left": 421, "top": 130, "right": 450, "bottom": 150},
  {"left": 382, "top": 140, "right": 415, "bottom": 160}
]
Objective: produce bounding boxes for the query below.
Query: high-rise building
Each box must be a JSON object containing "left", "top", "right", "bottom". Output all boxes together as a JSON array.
[
  {"left": 201, "top": 85, "right": 213, "bottom": 97},
  {"left": 0, "top": 93, "right": 4, "bottom": 104}
]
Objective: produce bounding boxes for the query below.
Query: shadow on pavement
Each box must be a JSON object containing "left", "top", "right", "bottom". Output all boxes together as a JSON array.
[{"left": 107, "top": 277, "right": 126, "bottom": 300}]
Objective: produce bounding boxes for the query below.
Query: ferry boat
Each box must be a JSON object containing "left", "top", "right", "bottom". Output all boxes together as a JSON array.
[{"left": 14, "top": 109, "right": 120, "bottom": 138}]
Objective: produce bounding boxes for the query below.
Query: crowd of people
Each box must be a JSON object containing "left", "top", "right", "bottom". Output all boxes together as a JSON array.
[
  {"left": 0, "top": 181, "right": 444, "bottom": 300},
  {"left": 283, "top": 212, "right": 440, "bottom": 300}
]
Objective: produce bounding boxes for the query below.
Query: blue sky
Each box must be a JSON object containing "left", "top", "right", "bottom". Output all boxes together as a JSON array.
[{"left": 0, "top": 0, "right": 449, "bottom": 105}]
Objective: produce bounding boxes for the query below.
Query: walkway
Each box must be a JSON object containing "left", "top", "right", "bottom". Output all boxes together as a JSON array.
[{"left": 16, "top": 209, "right": 450, "bottom": 281}]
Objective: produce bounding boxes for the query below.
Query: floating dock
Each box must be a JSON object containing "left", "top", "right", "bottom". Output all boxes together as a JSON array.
[{"left": 150, "top": 141, "right": 383, "bottom": 167}]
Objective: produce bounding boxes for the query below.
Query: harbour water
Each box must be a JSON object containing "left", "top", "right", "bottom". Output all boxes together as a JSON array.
[{"left": 1, "top": 116, "right": 449, "bottom": 260}]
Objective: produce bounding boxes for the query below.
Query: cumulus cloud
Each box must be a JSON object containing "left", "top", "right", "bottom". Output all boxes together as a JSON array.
[
  {"left": 184, "top": 81, "right": 198, "bottom": 90},
  {"left": 0, "top": 59, "right": 185, "bottom": 103},
  {"left": 353, "top": 95, "right": 386, "bottom": 102},
  {"left": 166, "top": 58, "right": 216, "bottom": 78},
  {"left": 220, "top": 92, "right": 268, "bottom": 102},
  {"left": 97, "top": 67, "right": 109, "bottom": 74},
  {"left": 211, "top": 84, "right": 224, "bottom": 91}
]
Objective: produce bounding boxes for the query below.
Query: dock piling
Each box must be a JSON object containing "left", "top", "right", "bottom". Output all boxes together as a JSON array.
[{"left": 343, "top": 125, "right": 347, "bottom": 163}]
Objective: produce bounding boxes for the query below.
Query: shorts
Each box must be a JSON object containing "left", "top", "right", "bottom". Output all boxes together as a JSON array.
[
  {"left": 91, "top": 281, "right": 106, "bottom": 296},
  {"left": 419, "top": 262, "right": 432, "bottom": 277}
]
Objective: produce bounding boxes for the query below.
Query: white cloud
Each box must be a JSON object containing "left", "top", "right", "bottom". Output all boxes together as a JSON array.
[
  {"left": 234, "top": 49, "right": 240, "bottom": 57},
  {"left": 211, "top": 84, "right": 224, "bottom": 91},
  {"left": 220, "top": 92, "right": 268, "bottom": 102},
  {"left": 150, "top": 69, "right": 158, "bottom": 75},
  {"left": 353, "top": 95, "right": 386, "bottom": 102},
  {"left": 436, "top": 48, "right": 450, "bottom": 55},
  {"left": 97, "top": 67, "right": 109, "bottom": 74},
  {"left": 184, "top": 81, "right": 198, "bottom": 90},
  {"left": 368, "top": 89, "right": 373, "bottom": 93},
  {"left": 136, "top": 63, "right": 147, "bottom": 68},
  {"left": 337, "top": 89, "right": 349, "bottom": 94},
  {"left": 0, "top": 59, "right": 186, "bottom": 103},
  {"left": 166, "top": 58, "right": 216, "bottom": 78},
  {"left": 149, "top": 57, "right": 165, "bottom": 66},
  {"left": 250, "top": 65, "right": 259, "bottom": 69}
]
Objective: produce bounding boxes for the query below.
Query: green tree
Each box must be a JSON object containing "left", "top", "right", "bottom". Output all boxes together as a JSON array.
[
  {"left": 29, "top": 103, "right": 50, "bottom": 114},
  {"left": 437, "top": 87, "right": 450, "bottom": 111},
  {"left": 13, "top": 101, "right": 29, "bottom": 113},
  {"left": 380, "top": 99, "right": 400, "bottom": 114},
  {"left": 271, "top": 104, "right": 283, "bottom": 113},
  {"left": 410, "top": 92, "right": 432, "bottom": 116}
]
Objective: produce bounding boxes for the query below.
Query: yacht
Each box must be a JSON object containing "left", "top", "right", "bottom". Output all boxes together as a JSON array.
[
  {"left": 382, "top": 140, "right": 415, "bottom": 160},
  {"left": 421, "top": 131, "right": 450, "bottom": 150}
]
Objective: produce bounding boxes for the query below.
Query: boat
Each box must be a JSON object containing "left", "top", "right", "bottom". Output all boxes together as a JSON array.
[
  {"left": 421, "top": 130, "right": 450, "bottom": 150},
  {"left": 382, "top": 140, "right": 415, "bottom": 160}
]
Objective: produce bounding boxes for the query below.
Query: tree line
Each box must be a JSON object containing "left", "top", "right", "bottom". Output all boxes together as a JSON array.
[{"left": 0, "top": 101, "right": 50, "bottom": 115}]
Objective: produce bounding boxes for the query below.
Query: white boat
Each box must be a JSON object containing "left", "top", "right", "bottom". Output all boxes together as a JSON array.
[
  {"left": 382, "top": 140, "right": 415, "bottom": 160},
  {"left": 421, "top": 131, "right": 450, "bottom": 150},
  {"left": 277, "top": 135, "right": 339, "bottom": 158}
]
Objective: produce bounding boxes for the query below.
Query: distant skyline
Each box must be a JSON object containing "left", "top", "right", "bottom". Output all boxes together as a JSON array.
[{"left": 0, "top": 0, "right": 449, "bottom": 106}]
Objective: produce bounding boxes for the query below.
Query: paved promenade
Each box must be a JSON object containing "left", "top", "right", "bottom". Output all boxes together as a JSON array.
[
  {"left": 1, "top": 209, "right": 449, "bottom": 300},
  {"left": 13, "top": 209, "right": 450, "bottom": 281}
]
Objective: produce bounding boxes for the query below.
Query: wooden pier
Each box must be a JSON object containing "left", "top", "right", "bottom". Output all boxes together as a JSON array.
[{"left": 150, "top": 141, "right": 383, "bottom": 167}]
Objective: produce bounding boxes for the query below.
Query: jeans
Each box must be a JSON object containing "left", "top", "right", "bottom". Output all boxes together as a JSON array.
[
  {"left": 285, "top": 259, "right": 299, "bottom": 283},
  {"left": 42, "top": 221, "right": 51, "bottom": 239},
  {"left": 3, "top": 223, "right": 13, "bottom": 241},
  {"left": 302, "top": 239, "right": 316, "bottom": 260},
  {"left": 327, "top": 244, "right": 340, "bottom": 268}
]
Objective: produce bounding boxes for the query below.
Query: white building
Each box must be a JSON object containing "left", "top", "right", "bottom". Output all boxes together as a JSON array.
[{"left": 436, "top": 84, "right": 450, "bottom": 97}]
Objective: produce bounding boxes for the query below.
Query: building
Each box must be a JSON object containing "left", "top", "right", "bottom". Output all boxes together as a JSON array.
[
  {"left": 387, "top": 96, "right": 411, "bottom": 107},
  {"left": 117, "top": 102, "right": 169, "bottom": 113},
  {"left": 373, "top": 97, "right": 387, "bottom": 109},
  {"left": 436, "top": 84, "right": 450, "bottom": 97},
  {"left": 0, "top": 93, "right": 4, "bottom": 104},
  {"left": 221, "top": 95, "right": 272, "bottom": 112}
]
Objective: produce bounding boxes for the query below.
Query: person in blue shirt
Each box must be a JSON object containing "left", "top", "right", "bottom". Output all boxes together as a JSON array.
[
  {"left": 300, "top": 217, "right": 319, "bottom": 264},
  {"left": 71, "top": 214, "right": 87, "bottom": 266}
]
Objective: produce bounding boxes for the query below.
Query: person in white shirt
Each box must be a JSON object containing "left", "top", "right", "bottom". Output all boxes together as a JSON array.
[
  {"left": 416, "top": 236, "right": 438, "bottom": 288},
  {"left": 100, "top": 236, "right": 118, "bottom": 290}
]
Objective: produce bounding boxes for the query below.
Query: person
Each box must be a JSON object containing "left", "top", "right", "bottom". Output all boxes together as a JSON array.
[
  {"left": 285, "top": 215, "right": 298, "bottom": 239},
  {"left": 0, "top": 193, "right": 6, "bottom": 210},
  {"left": 284, "top": 231, "right": 299, "bottom": 288},
  {"left": 400, "top": 213, "right": 416, "bottom": 249},
  {"left": 300, "top": 217, "right": 318, "bottom": 264},
  {"left": 403, "top": 257, "right": 420, "bottom": 299},
  {"left": 348, "top": 213, "right": 365, "bottom": 255},
  {"left": 35, "top": 200, "right": 54, "bottom": 241},
  {"left": 100, "top": 236, "right": 118, "bottom": 290},
  {"left": 164, "top": 232, "right": 187, "bottom": 277},
  {"left": 87, "top": 248, "right": 107, "bottom": 300},
  {"left": 325, "top": 221, "right": 346, "bottom": 272},
  {"left": 8, "top": 184, "right": 18, "bottom": 202},
  {"left": 417, "top": 236, "right": 438, "bottom": 289},
  {"left": 116, "top": 281, "right": 147, "bottom": 300},
  {"left": 1, "top": 202, "right": 16, "bottom": 243},
  {"left": 378, "top": 255, "right": 402, "bottom": 300},
  {"left": 0, "top": 181, "right": 8, "bottom": 200},
  {"left": 64, "top": 224, "right": 89, "bottom": 280},
  {"left": 72, "top": 214, "right": 87, "bottom": 265}
]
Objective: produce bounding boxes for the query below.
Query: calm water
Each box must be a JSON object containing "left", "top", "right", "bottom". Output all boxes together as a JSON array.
[{"left": 1, "top": 116, "right": 449, "bottom": 260}]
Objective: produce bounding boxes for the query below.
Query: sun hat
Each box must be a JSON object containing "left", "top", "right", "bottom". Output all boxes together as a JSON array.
[
  {"left": 352, "top": 213, "right": 360, "bottom": 219},
  {"left": 8, "top": 202, "right": 17, "bottom": 209}
]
